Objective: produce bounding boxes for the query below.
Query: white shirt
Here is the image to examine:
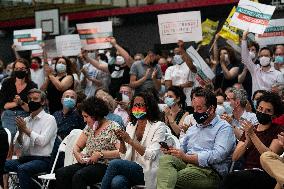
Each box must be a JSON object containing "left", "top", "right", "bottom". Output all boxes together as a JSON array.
[
  {"left": 241, "top": 40, "right": 284, "bottom": 96},
  {"left": 114, "top": 105, "right": 129, "bottom": 127},
  {"left": 165, "top": 62, "right": 194, "bottom": 106},
  {"left": 30, "top": 68, "right": 45, "bottom": 88},
  {"left": 16, "top": 109, "right": 57, "bottom": 157}
]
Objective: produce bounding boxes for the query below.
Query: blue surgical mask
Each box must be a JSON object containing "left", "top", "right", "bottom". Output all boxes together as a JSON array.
[
  {"left": 223, "top": 101, "right": 233, "bottom": 114},
  {"left": 215, "top": 105, "right": 225, "bottom": 116},
  {"left": 173, "top": 55, "right": 183, "bottom": 65},
  {"left": 63, "top": 98, "right": 76, "bottom": 109},
  {"left": 164, "top": 97, "right": 175, "bottom": 107},
  {"left": 275, "top": 56, "right": 284, "bottom": 64},
  {"left": 56, "top": 64, "right": 67, "bottom": 73}
]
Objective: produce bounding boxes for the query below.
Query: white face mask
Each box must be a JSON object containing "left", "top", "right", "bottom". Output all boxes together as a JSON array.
[
  {"left": 173, "top": 55, "right": 183, "bottom": 65},
  {"left": 259, "top": 56, "right": 271, "bottom": 67},
  {"left": 249, "top": 51, "right": 256, "bottom": 60},
  {"left": 116, "top": 56, "right": 125, "bottom": 65},
  {"left": 224, "top": 54, "right": 229, "bottom": 62}
]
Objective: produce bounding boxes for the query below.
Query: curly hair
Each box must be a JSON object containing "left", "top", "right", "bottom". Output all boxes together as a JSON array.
[
  {"left": 257, "top": 92, "right": 284, "bottom": 117},
  {"left": 167, "top": 86, "right": 186, "bottom": 109},
  {"left": 81, "top": 96, "right": 109, "bottom": 120},
  {"left": 129, "top": 92, "right": 161, "bottom": 125},
  {"left": 54, "top": 57, "right": 73, "bottom": 75}
]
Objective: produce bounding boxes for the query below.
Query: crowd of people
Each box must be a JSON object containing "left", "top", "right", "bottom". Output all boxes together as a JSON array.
[{"left": 0, "top": 32, "right": 284, "bottom": 189}]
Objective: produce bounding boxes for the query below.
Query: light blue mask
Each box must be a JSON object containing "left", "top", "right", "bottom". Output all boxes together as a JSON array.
[
  {"left": 215, "top": 105, "right": 225, "bottom": 116},
  {"left": 164, "top": 97, "right": 175, "bottom": 107},
  {"left": 275, "top": 56, "right": 284, "bottom": 64},
  {"left": 223, "top": 101, "right": 233, "bottom": 114},
  {"left": 56, "top": 64, "right": 67, "bottom": 73},
  {"left": 63, "top": 98, "right": 76, "bottom": 109},
  {"left": 173, "top": 55, "right": 183, "bottom": 65}
]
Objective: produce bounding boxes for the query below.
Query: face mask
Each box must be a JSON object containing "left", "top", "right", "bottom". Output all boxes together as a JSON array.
[
  {"left": 223, "top": 101, "right": 233, "bottom": 114},
  {"left": 193, "top": 111, "right": 209, "bottom": 124},
  {"left": 28, "top": 101, "right": 42, "bottom": 112},
  {"left": 249, "top": 51, "right": 256, "bottom": 60},
  {"left": 173, "top": 55, "right": 183, "bottom": 65},
  {"left": 164, "top": 97, "right": 175, "bottom": 107},
  {"left": 63, "top": 98, "right": 76, "bottom": 109},
  {"left": 92, "top": 120, "right": 99, "bottom": 131},
  {"left": 256, "top": 111, "right": 272, "bottom": 125},
  {"left": 224, "top": 54, "right": 229, "bottom": 62},
  {"left": 132, "top": 107, "right": 147, "bottom": 119},
  {"left": 259, "top": 56, "right": 271, "bottom": 67},
  {"left": 116, "top": 56, "right": 125, "bottom": 65},
  {"left": 14, "top": 70, "right": 27, "bottom": 79},
  {"left": 275, "top": 56, "right": 284, "bottom": 64},
  {"left": 216, "top": 105, "right": 225, "bottom": 116},
  {"left": 122, "top": 93, "right": 130, "bottom": 103},
  {"left": 30, "top": 63, "right": 39, "bottom": 70},
  {"left": 56, "top": 64, "right": 67, "bottom": 73},
  {"left": 253, "top": 100, "right": 258, "bottom": 110}
]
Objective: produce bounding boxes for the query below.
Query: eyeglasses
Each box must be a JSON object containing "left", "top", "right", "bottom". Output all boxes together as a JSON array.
[{"left": 133, "top": 103, "right": 145, "bottom": 108}]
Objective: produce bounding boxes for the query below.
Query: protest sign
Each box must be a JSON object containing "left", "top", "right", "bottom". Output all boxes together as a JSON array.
[
  {"left": 200, "top": 19, "right": 219, "bottom": 46},
  {"left": 55, "top": 34, "right": 81, "bottom": 57},
  {"left": 229, "top": 0, "right": 276, "bottom": 34},
  {"left": 186, "top": 46, "right": 215, "bottom": 86},
  {"left": 77, "top": 21, "right": 113, "bottom": 50},
  {"left": 13, "top": 28, "right": 42, "bottom": 51},
  {"left": 255, "top": 19, "right": 284, "bottom": 46},
  {"left": 158, "top": 11, "right": 202, "bottom": 44},
  {"left": 218, "top": 7, "right": 240, "bottom": 45}
]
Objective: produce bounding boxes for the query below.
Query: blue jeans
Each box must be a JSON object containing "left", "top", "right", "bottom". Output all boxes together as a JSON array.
[
  {"left": 101, "top": 159, "right": 145, "bottom": 189},
  {"left": 4, "top": 156, "right": 50, "bottom": 189},
  {"left": 1, "top": 110, "right": 29, "bottom": 138}
]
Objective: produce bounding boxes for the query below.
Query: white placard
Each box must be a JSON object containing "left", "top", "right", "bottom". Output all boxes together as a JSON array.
[
  {"left": 186, "top": 46, "right": 215, "bottom": 80},
  {"left": 255, "top": 19, "right": 284, "bottom": 46},
  {"left": 77, "top": 21, "right": 113, "bottom": 50},
  {"left": 158, "top": 11, "right": 202, "bottom": 44},
  {"left": 13, "top": 28, "right": 42, "bottom": 51},
  {"left": 56, "top": 34, "right": 81, "bottom": 56},
  {"left": 229, "top": 0, "right": 276, "bottom": 34}
]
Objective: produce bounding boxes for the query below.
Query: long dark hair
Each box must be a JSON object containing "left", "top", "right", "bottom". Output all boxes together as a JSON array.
[
  {"left": 218, "top": 46, "right": 237, "bottom": 65},
  {"left": 11, "top": 58, "right": 31, "bottom": 83},
  {"left": 54, "top": 57, "right": 73, "bottom": 75},
  {"left": 129, "top": 92, "right": 161, "bottom": 125},
  {"left": 167, "top": 86, "right": 186, "bottom": 109}
]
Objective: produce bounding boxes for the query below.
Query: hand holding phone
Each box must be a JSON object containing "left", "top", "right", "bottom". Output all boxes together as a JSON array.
[{"left": 159, "top": 141, "right": 169, "bottom": 150}]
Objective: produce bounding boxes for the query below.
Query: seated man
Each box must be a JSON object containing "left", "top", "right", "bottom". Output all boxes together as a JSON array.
[
  {"left": 261, "top": 131, "right": 284, "bottom": 189},
  {"left": 53, "top": 89, "right": 85, "bottom": 140},
  {"left": 157, "top": 88, "right": 235, "bottom": 189},
  {"left": 4, "top": 89, "right": 57, "bottom": 189}
]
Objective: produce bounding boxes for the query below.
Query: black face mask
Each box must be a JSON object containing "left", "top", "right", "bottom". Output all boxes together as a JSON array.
[
  {"left": 193, "top": 111, "right": 209, "bottom": 124},
  {"left": 14, "top": 70, "right": 27, "bottom": 79},
  {"left": 256, "top": 111, "right": 272, "bottom": 125},
  {"left": 28, "top": 101, "right": 42, "bottom": 112}
]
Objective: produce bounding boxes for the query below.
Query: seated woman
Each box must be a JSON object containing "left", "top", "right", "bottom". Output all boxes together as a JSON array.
[
  {"left": 100, "top": 92, "right": 166, "bottom": 189},
  {"left": 55, "top": 96, "right": 120, "bottom": 189},
  {"left": 220, "top": 92, "right": 284, "bottom": 189},
  {"left": 164, "top": 86, "right": 188, "bottom": 137}
]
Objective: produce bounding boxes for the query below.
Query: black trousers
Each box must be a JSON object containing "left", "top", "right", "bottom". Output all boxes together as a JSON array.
[
  {"left": 55, "top": 163, "right": 108, "bottom": 189},
  {"left": 220, "top": 169, "right": 276, "bottom": 189}
]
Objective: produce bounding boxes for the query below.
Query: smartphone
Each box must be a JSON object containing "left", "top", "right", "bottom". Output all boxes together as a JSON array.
[{"left": 159, "top": 141, "right": 169, "bottom": 150}]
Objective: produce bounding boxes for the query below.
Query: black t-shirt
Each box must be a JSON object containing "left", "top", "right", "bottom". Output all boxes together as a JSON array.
[
  {"left": 214, "top": 63, "right": 239, "bottom": 92},
  {"left": 0, "top": 78, "right": 37, "bottom": 111},
  {"left": 108, "top": 64, "right": 130, "bottom": 98}
]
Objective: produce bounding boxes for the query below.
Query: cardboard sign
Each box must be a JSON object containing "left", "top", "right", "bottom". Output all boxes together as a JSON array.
[
  {"left": 77, "top": 21, "right": 113, "bottom": 50},
  {"left": 14, "top": 28, "right": 42, "bottom": 51},
  {"left": 158, "top": 11, "right": 202, "bottom": 44},
  {"left": 56, "top": 34, "right": 81, "bottom": 56}
]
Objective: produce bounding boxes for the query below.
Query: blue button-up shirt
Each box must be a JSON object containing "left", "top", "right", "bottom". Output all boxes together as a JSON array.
[{"left": 181, "top": 115, "right": 236, "bottom": 176}]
